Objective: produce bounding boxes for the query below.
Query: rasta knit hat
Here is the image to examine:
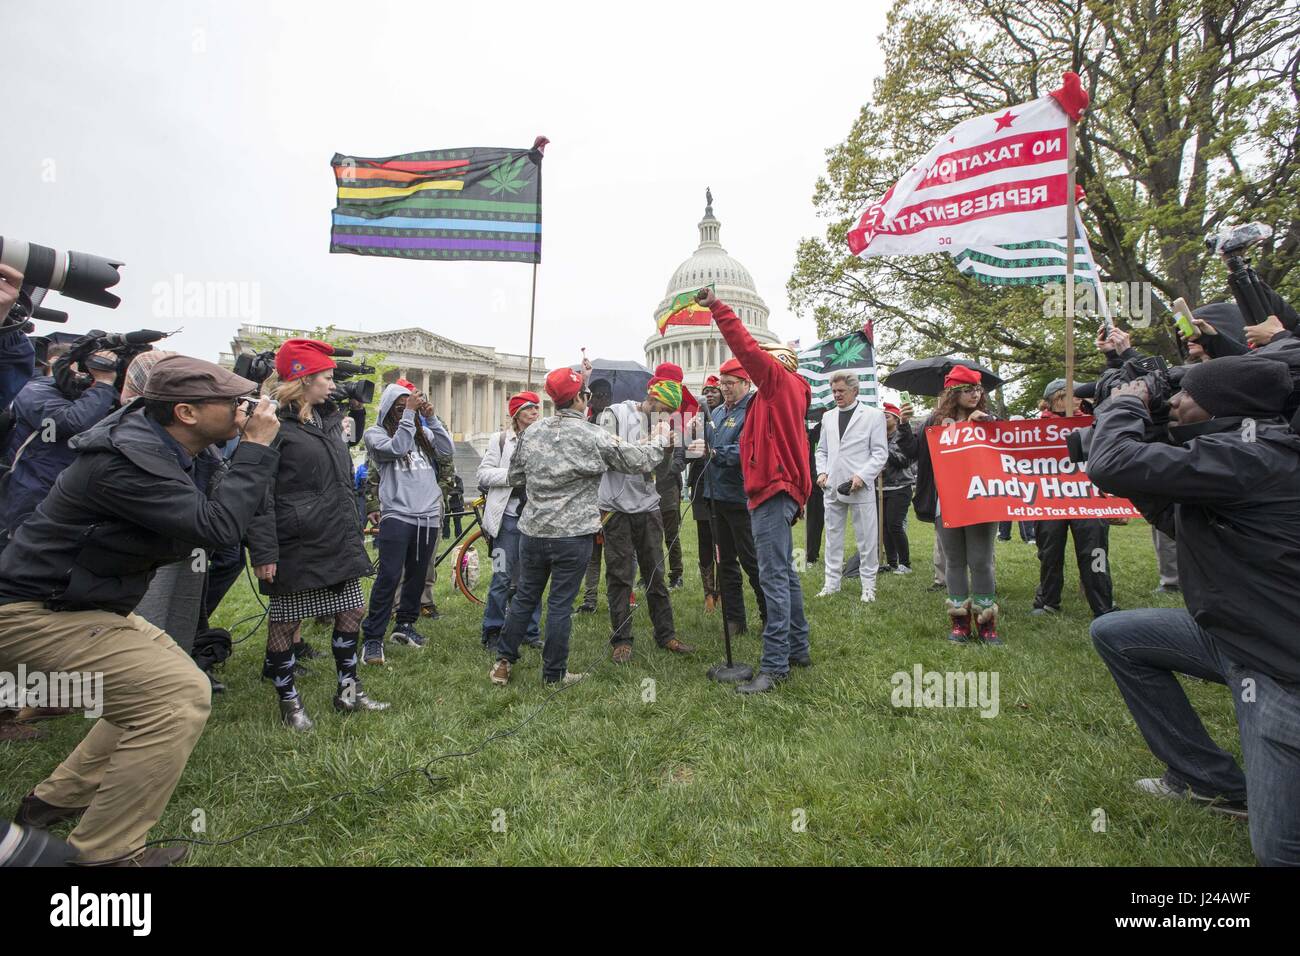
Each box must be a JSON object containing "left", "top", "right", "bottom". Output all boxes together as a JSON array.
[{"left": 647, "top": 378, "right": 684, "bottom": 411}]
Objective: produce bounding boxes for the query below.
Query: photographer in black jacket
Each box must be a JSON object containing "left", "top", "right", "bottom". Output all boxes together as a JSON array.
[
  {"left": 1088, "top": 355, "right": 1300, "bottom": 866},
  {"left": 246, "top": 338, "right": 386, "bottom": 731},
  {"left": 0, "top": 356, "right": 280, "bottom": 866}
]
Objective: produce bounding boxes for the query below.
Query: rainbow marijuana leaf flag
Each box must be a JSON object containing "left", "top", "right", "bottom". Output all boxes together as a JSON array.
[
  {"left": 656, "top": 285, "right": 715, "bottom": 335},
  {"left": 330, "top": 146, "right": 543, "bottom": 263}
]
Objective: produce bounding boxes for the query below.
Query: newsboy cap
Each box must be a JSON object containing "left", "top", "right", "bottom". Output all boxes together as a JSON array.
[{"left": 142, "top": 355, "right": 257, "bottom": 401}]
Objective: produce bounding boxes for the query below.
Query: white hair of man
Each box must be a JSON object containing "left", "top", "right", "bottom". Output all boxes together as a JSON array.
[{"left": 829, "top": 371, "right": 860, "bottom": 390}]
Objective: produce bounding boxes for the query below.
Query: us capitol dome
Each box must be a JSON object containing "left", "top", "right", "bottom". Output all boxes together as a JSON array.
[{"left": 643, "top": 190, "right": 779, "bottom": 389}]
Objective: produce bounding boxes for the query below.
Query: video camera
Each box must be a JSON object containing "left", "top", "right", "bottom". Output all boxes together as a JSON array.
[
  {"left": 1066, "top": 354, "right": 1186, "bottom": 463},
  {"left": 52, "top": 328, "right": 171, "bottom": 400},
  {"left": 0, "top": 236, "right": 124, "bottom": 330},
  {"left": 232, "top": 346, "right": 375, "bottom": 404},
  {"left": 1206, "top": 222, "right": 1277, "bottom": 327}
]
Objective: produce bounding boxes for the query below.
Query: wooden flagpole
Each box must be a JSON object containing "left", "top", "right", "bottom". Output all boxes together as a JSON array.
[{"left": 1064, "top": 118, "right": 1078, "bottom": 413}]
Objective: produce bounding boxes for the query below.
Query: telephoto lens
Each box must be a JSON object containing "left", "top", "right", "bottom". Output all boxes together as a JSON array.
[{"left": 0, "top": 236, "right": 124, "bottom": 309}]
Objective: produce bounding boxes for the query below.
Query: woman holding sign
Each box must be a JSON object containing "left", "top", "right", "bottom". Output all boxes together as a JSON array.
[{"left": 913, "top": 365, "right": 1001, "bottom": 645}]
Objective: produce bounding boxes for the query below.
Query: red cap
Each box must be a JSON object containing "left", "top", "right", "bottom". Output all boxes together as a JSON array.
[
  {"left": 883, "top": 402, "right": 901, "bottom": 418},
  {"left": 652, "top": 361, "right": 699, "bottom": 416},
  {"left": 943, "top": 364, "right": 982, "bottom": 389},
  {"left": 396, "top": 378, "right": 416, "bottom": 392},
  {"left": 719, "top": 358, "right": 750, "bottom": 381},
  {"left": 545, "top": 367, "right": 584, "bottom": 406},
  {"left": 654, "top": 362, "right": 684, "bottom": 383},
  {"left": 275, "top": 338, "right": 337, "bottom": 382},
  {"left": 704, "top": 375, "right": 720, "bottom": 388},
  {"left": 508, "top": 391, "right": 540, "bottom": 418}
]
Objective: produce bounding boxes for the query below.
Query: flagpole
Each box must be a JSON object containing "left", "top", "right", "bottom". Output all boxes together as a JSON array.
[
  {"left": 526, "top": 260, "right": 538, "bottom": 389},
  {"left": 525, "top": 135, "right": 549, "bottom": 390},
  {"left": 1064, "top": 118, "right": 1078, "bottom": 413}
]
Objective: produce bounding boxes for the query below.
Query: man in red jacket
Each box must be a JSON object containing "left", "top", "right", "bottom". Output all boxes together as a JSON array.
[{"left": 697, "top": 288, "right": 812, "bottom": 693}]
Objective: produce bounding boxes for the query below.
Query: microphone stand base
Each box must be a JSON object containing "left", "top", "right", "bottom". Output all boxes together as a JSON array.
[{"left": 707, "top": 662, "right": 754, "bottom": 684}]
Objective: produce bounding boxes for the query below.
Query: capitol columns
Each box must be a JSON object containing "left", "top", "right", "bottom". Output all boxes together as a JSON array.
[{"left": 441, "top": 372, "right": 454, "bottom": 433}]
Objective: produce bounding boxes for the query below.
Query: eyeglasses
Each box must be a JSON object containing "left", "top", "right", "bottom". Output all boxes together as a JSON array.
[{"left": 957, "top": 385, "right": 984, "bottom": 395}]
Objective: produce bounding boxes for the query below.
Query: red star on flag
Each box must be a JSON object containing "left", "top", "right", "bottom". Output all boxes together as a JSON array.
[{"left": 993, "top": 110, "right": 1017, "bottom": 131}]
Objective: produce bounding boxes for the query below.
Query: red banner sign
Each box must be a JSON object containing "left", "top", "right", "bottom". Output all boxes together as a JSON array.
[{"left": 925, "top": 416, "right": 1140, "bottom": 528}]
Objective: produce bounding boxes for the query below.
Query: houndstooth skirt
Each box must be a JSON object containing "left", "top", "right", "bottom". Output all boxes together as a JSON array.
[{"left": 267, "top": 578, "right": 365, "bottom": 623}]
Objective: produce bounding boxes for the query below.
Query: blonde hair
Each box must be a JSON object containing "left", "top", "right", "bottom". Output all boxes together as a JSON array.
[
  {"left": 122, "top": 350, "right": 177, "bottom": 403},
  {"left": 272, "top": 373, "right": 326, "bottom": 423}
]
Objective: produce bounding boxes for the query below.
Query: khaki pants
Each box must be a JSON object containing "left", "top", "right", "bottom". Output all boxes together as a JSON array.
[{"left": 0, "top": 602, "right": 211, "bottom": 862}]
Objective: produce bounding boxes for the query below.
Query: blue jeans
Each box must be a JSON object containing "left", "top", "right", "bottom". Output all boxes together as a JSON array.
[
  {"left": 361, "top": 518, "right": 438, "bottom": 641},
  {"left": 481, "top": 513, "right": 541, "bottom": 644},
  {"left": 496, "top": 533, "right": 594, "bottom": 682},
  {"left": 1091, "top": 608, "right": 1300, "bottom": 865},
  {"left": 749, "top": 493, "right": 810, "bottom": 676}
]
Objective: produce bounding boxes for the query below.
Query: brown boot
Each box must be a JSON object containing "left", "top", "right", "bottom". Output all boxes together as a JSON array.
[
  {"left": 611, "top": 643, "right": 633, "bottom": 664},
  {"left": 663, "top": 638, "right": 695, "bottom": 655},
  {"left": 704, "top": 594, "right": 716, "bottom": 613},
  {"left": 16, "top": 790, "right": 88, "bottom": 828}
]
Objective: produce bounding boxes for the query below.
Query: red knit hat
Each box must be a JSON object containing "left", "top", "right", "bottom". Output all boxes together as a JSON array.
[
  {"left": 943, "top": 364, "right": 982, "bottom": 389},
  {"left": 704, "top": 375, "right": 720, "bottom": 388},
  {"left": 396, "top": 378, "right": 416, "bottom": 392},
  {"left": 275, "top": 338, "right": 337, "bottom": 382},
  {"left": 545, "top": 367, "right": 584, "bottom": 405},
  {"left": 718, "top": 358, "right": 750, "bottom": 381},
  {"left": 883, "top": 402, "right": 901, "bottom": 418},
  {"left": 508, "top": 391, "right": 540, "bottom": 418}
]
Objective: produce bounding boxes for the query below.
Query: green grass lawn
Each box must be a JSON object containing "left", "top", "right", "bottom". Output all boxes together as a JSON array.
[{"left": 0, "top": 517, "right": 1254, "bottom": 865}]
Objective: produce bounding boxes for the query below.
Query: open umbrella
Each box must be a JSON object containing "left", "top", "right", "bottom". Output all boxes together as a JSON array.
[
  {"left": 569, "top": 358, "right": 652, "bottom": 405},
  {"left": 882, "top": 356, "right": 1003, "bottom": 396}
]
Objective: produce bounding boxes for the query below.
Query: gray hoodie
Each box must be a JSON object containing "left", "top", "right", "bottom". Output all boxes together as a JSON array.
[
  {"left": 597, "top": 400, "right": 662, "bottom": 514},
  {"left": 364, "top": 383, "right": 454, "bottom": 526}
]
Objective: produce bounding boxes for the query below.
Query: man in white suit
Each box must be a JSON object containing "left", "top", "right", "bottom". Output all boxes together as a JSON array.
[{"left": 815, "top": 371, "right": 888, "bottom": 602}]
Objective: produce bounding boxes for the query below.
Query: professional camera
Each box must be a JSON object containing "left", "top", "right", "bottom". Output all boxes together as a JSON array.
[
  {"left": 0, "top": 236, "right": 124, "bottom": 311},
  {"left": 1066, "top": 354, "right": 1186, "bottom": 463},
  {"left": 330, "top": 359, "right": 375, "bottom": 405},
  {"left": 52, "top": 329, "right": 170, "bottom": 399},
  {"left": 232, "top": 350, "right": 277, "bottom": 388},
  {"left": 1205, "top": 222, "right": 1276, "bottom": 327}
]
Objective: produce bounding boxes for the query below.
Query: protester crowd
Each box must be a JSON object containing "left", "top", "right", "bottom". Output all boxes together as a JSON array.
[{"left": 0, "top": 256, "right": 1296, "bottom": 868}]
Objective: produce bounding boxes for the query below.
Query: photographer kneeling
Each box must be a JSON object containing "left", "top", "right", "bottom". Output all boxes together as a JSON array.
[
  {"left": 0, "top": 357, "right": 280, "bottom": 865},
  {"left": 1087, "top": 356, "right": 1300, "bottom": 866}
]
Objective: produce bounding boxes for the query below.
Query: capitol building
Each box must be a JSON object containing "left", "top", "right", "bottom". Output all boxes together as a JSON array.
[{"left": 643, "top": 192, "right": 780, "bottom": 387}]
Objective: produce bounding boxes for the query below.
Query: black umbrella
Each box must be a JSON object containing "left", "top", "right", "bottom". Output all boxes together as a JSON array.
[
  {"left": 569, "top": 358, "right": 652, "bottom": 405},
  {"left": 882, "top": 356, "right": 1003, "bottom": 397}
]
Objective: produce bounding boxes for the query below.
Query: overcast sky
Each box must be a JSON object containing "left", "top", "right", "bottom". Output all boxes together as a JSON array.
[{"left": 5, "top": 0, "right": 889, "bottom": 374}]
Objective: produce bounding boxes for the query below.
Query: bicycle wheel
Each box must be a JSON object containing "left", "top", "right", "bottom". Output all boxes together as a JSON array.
[{"left": 453, "top": 527, "right": 494, "bottom": 606}]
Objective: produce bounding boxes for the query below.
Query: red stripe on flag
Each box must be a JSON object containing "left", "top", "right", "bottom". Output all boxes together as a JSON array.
[
  {"left": 366, "top": 159, "right": 471, "bottom": 172},
  {"left": 854, "top": 175, "right": 1067, "bottom": 242},
  {"left": 914, "top": 130, "right": 1067, "bottom": 191}
]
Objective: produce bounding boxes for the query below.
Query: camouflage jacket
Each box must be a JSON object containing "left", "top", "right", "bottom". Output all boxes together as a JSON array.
[{"left": 509, "top": 408, "right": 667, "bottom": 538}]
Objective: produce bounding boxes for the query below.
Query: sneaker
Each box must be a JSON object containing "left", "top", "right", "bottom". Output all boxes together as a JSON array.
[
  {"left": 362, "top": 639, "right": 386, "bottom": 666},
  {"left": 668, "top": 577, "right": 683, "bottom": 591},
  {"left": 489, "top": 659, "right": 511, "bottom": 685},
  {"left": 861, "top": 589, "right": 876, "bottom": 603},
  {"left": 1030, "top": 605, "right": 1059, "bottom": 616},
  {"left": 1154, "top": 584, "right": 1181, "bottom": 595},
  {"left": 663, "top": 638, "right": 695, "bottom": 655},
  {"left": 894, "top": 564, "right": 913, "bottom": 575},
  {"left": 816, "top": 586, "right": 840, "bottom": 598},
  {"left": 421, "top": 603, "right": 441, "bottom": 620},
  {"left": 1135, "top": 773, "right": 1248, "bottom": 819},
  {"left": 880, "top": 564, "right": 896, "bottom": 574},
  {"left": 392, "top": 623, "right": 425, "bottom": 648},
  {"left": 575, "top": 603, "right": 597, "bottom": 614},
  {"left": 544, "top": 671, "right": 586, "bottom": 686}
]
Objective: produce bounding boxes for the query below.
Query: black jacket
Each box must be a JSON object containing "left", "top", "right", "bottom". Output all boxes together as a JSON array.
[
  {"left": 1088, "top": 395, "right": 1300, "bottom": 683},
  {"left": 0, "top": 401, "right": 278, "bottom": 614},
  {"left": 246, "top": 401, "right": 371, "bottom": 595},
  {"left": 882, "top": 421, "right": 919, "bottom": 490}
]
